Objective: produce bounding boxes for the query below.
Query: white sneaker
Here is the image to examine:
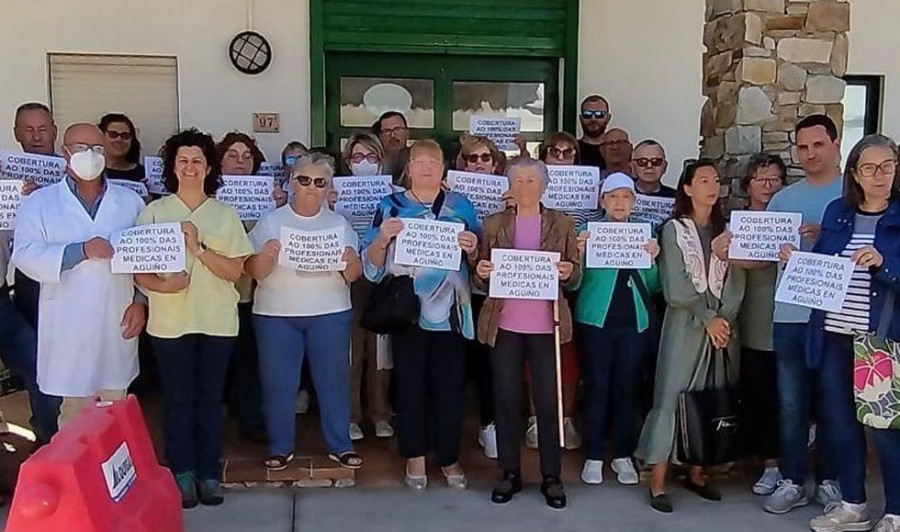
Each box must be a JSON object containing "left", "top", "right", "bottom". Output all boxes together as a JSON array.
[
  {"left": 581, "top": 460, "right": 603, "bottom": 485},
  {"left": 753, "top": 466, "right": 783, "bottom": 496},
  {"left": 478, "top": 423, "right": 498, "bottom": 459},
  {"left": 816, "top": 480, "right": 843, "bottom": 507},
  {"left": 349, "top": 422, "right": 363, "bottom": 441},
  {"left": 525, "top": 416, "right": 539, "bottom": 449},
  {"left": 611, "top": 458, "right": 639, "bottom": 485},
  {"left": 295, "top": 390, "right": 310, "bottom": 415},
  {"left": 374, "top": 420, "right": 394, "bottom": 439},
  {"left": 875, "top": 514, "right": 900, "bottom": 532},
  {"left": 563, "top": 418, "right": 582, "bottom": 450},
  {"left": 810, "top": 502, "right": 871, "bottom": 532}
]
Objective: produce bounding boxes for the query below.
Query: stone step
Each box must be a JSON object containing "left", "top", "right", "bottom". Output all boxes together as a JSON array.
[{"left": 223, "top": 456, "right": 356, "bottom": 488}]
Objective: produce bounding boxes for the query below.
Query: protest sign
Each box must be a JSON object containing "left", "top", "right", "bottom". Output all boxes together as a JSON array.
[
  {"left": 216, "top": 175, "right": 276, "bottom": 221},
  {"left": 278, "top": 226, "right": 346, "bottom": 272},
  {"left": 109, "top": 179, "right": 149, "bottom": 199},
  {"left": 333, "top": 175, "right": 394, "bottom": 237},
  {"left": 542, "top": 165, "right": 600, "bottom": 211},
  {"left": 728, "top": 210, "right": 801, "bottom": 261},
  {"left": 0, "top": 150, "right": 66, "bottom": 187},
  {"left": 446, "top": 170, "right": 508, "bottom": 221},
  {"left": 585, "top": 222, "right": 652, "bottom": 269},
  {"left": 394, "top": 218, "right": 463, "bottom": 271},
  {"left": 469, "top": 116, "right": 521, "bottom": 151},
  {"left": 111, "top": 223, "right": 185, "bottom": 274},
  {"left": 631, "top": 194, "right": 675, "bottom": 229},
  {"left": 259, "top": 162, "right": 284, "bottom": 179},
  {"left": 143, "top": 156, "right": 167, "bottom": 195},
  {"left": 489, "top": 249, "right": 560, "bottom": 300},
  {"left": 774, "top": 251, "right": 855, "bottom": 312},
  {"left": 0, "top": 180, "right": 24, "bottom": 230}
]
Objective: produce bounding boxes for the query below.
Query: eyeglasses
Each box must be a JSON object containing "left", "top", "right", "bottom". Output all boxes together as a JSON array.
[
  {"left": 226, "top": 150, "right": 253, "bottom": 161},
  {"left": 293, "top": 175, "right": 328, "bottom": 188},
  {"left": 464, "top": 153, "right": 493, "bottom": 164},
  {"left": 382, "top": 125, "right": 408, "bottom": 136},
  {"left": 581, "top": 110, "right": 609, "bottom": 120},
  {"left": 633, "top": 157, "right": 665, "bottom": 168},
  {"left": 350, "top": 153, "right": 380, "bottom": 164},
  {"left": 857, "top": 160, "right": 898, "bottom": 178},
  {"left": 548, "top": 146, "right": 575, "bottom": 159},
  {"left": 65, "top": 143, "right": 104, "bottom": 155},
  {"left": 601, "top": 139, "right": 631, "bottom": 148},
  {"left": 105, "top": 130, "right": 132, "bottom": 141},
  {"left": 751, "top": 177, "right": 783, "bottom": 186}
]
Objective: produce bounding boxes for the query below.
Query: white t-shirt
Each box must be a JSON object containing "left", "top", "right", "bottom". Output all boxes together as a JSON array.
[{"left": 249, "top": 204, "right": 358, "bottom": 317}]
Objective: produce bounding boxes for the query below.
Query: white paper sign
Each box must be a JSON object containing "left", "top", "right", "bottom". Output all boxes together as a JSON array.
[
  {"left": 111, "top": 222, "right": 186, "bottom": 274},
  {"left": 631, "top": 194, "right": 675, "bottom": 229},
  {"left": 586, "top": 222, "right": 652, "bottom": 269},
  {"left": 446, "top": 170, "right": 508, "bottom": 221},
  {"left": 543, "top": 165, "right": 600, "bottom": 211},
  {"left": 217, "top": 175, "right": 276, "bottom": 221},
  {"left": 259, "top": 161, "right": 285, "bottom": 179},
  {"left": 101, "top": 441, "right": 137, "bottom": 503},
  {"left": 774, "top": 251, "right": 855, "bottom": 312},
  {"left": 394, "top": 218, "right": 464, "bottom": 271},
  {"left": 0, "top": 150, "right": 66, "bottom": 187},
  {"left": 109, "top": 179, "right": 149, "bottom": 199},
  {"left": 469, "top": 116, "right": 521, "bottom": 151},
  {"left": 333, "top": 175, "right": 394, "bottom": 237},
  {"left": 728, "top": 210, "right": 802, "bottom": 262},
  {"left": 0, "top": 180, "right": 24, "bottom": 231},
  {"left": 278, "top": 226, "right": 346, "bottom": 272},
  {"left": 143, "top": 156, "right": 167, "bottom": 195},
  {"left": 489, "top": 249, "right": 560, "bottom": 300}
]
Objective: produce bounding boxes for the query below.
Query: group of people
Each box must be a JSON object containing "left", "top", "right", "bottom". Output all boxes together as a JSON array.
[{"left": 1, "top": 94, "right": 898, "bottom": 532}]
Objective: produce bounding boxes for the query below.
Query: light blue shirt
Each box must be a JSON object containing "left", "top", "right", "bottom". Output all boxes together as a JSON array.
[{"left": 767, "top": 174, "right": 843, "bottom": 323}]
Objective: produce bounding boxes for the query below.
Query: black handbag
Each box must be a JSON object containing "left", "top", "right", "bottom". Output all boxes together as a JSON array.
[
  {"left": 360, "top": 274, "right": 420, "bottom": 334},
  {"left": 676, "top": 346, "right": 741, "bottom": 467}
]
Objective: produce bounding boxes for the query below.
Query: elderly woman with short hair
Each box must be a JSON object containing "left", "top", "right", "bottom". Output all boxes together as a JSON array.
[{"left": 475, "top": 157, "right": 580, "bottom": 509}]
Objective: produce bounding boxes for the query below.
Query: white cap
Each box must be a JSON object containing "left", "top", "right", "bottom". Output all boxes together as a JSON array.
[{"left": 600, "top": 172, "right": 635, "bottom": 195}]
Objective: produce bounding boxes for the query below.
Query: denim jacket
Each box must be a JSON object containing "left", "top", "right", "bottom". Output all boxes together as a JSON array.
[{"left": 807, "top": 197, "right": 900, "bottom": 368}]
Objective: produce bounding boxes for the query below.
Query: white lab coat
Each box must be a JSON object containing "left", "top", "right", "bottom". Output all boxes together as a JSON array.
[{"left": 12, "top": 180, "right": 145, "bottom": 397}]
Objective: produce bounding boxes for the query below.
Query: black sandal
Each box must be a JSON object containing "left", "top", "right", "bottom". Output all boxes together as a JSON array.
[
  {"left": 329, "top": 451, "right": 363, "bottom": 470},
  {"left": 264, "top": 453, "right": 294, "bottom": 471}
]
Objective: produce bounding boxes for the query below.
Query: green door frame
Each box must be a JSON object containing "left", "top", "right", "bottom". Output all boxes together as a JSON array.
[{"left": 308, "top": 0, "right": 579, "bottom": 145}]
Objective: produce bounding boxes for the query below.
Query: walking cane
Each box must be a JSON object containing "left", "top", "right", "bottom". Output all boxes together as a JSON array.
[{"left": 553, "top": 299, "right": 564, "bottom": 448}]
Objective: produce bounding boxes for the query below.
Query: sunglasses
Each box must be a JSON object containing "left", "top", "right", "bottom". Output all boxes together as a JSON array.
[
  {"left": 464, "top": 153, "right": 493, "bottom": 164},
  {"left": 548, "top": 146, "right": 576, "bottom": 159},
  {"left": 633, "top": 157, "right": 665, "bottom": 168},
  {"left": 581, "top": 110, "right": 609, "bottom": 120},
  {"left": 293, "top": 175, "right": 328, "bottom": 188},
  {"left": 105, "top": 130, "right": 132, "bottom": 141},
  {"left": 350, "top": 153, "right": 380, "bottom": 164}
]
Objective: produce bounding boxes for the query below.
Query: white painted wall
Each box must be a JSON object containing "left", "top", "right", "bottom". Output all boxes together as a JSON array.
[
  {"left": 0, "top": 0, "right": 310, "bottom": 161},
  {"left": 577, "top": 0, "right": 706, "bottom": 186}
]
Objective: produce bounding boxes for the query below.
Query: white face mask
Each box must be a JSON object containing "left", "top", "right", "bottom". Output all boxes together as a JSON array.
[
  {"left": 351, "top": 161, "right": 380, "bottom": 176},
  {"left": 68, "top": 149, "right": 106, "bottom": 181}
]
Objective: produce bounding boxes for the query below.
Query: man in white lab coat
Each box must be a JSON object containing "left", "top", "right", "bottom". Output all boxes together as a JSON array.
[{"left": 12, "top": 123, "right": 147, "bottom": 427}]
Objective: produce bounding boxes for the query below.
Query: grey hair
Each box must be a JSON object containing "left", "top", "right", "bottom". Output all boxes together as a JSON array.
[
  {"left": 292, "top": 152, "right": 335, "bottom": 180},
  {"left": 505, "top": 156, "right": 550, "bottom": 188},
  {"left": 843, "top": 134, "right": 900, "bottom": 206}
]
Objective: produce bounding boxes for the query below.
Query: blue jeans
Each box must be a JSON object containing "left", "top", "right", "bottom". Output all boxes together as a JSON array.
[
  {"left": 0, "top": 290, "right": 60, "bottom": 442},
  {"left": 577, "top": 323, "right": 647, "bottom": 460},
  {"left": 254, "top": 311, "right": 354, "bottom": 457},
  {"left": 820, "top": 332, "right": 900, "bottom": 513},
  {"left": 151, "top": 334, "right": 234, "bottom": 480},
  {"left": 773, "top": 322, "right": 836, "bottom": 486}
]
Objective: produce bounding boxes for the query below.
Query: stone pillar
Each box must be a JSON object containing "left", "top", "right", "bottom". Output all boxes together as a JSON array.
[{"left": 700, "top": 0, "right": 850, "bottom": 202}]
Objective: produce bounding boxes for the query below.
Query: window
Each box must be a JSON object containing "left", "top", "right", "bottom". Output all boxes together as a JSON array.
[
  {"left": 49, "top": 54, "right": 179, "bottom": 157},
  {"left": 841, "top": 75, "right": 882, "bottom": 164}
]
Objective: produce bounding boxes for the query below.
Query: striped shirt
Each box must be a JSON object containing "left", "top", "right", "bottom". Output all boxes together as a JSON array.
[{"left": 824, "top": 211, "right": 884, "bottom": 335}]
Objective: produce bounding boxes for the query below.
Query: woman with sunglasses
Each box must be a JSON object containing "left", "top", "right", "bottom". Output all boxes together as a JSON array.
[
  {"left": 245, "top": 152, "right": 363, "bottom": 472},
  {"left": 99, "top": 113, "right": 145, "bottom": 182}
]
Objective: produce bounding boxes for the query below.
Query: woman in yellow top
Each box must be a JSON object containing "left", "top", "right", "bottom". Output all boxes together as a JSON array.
[{"left": 134, "top": 128, "right": 253, "bottom": 509}]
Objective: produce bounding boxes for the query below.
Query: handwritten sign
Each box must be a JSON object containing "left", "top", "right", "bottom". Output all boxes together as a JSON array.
[
  {"left": 0, "top": 150, "right": 66, "bottom": 187},
  {"left": 542, "top": 165, "right": 600, "bottom": 211},
  {"left": 0, "top": 180, "right": 24, "bottom": 230},
  {"left": 729, "top": 210, "right": 801, "bottom": 261},
  {"left": 469, "top": 116, "right": 521, "bottom": 151},
  {"left": 774, "top": 251, "right": 855, "bottom": 312},
  {"left": 631, "top": 194, "right": 675, "bottom": 229},
  {"left": 585, "top": 222, "right": 652, "bottom": 269},
  {"left": 278, "top": 226, "right": 346, "bottom": 272},
  {"left": 216, "top": 175, "right": 276, "bottom": 221},
  {"left": 394, "top": 218, "right": 463, "bottom": 271},
  {"left": 446, "top": 170, "right": 508, "bottom": 221},
  {"left": 109, "top": 179, "right": 149, "bottom": 199},
  {"left": 143, "top": 156, "right": 167, "bottom": 195},
  {"left": 333, "top": 175, "right": 394, "bottom": 237},
  {"left": 489, "top": 249, "right": 560, "bottom": 300},
  {"left": 111, "top": 222, "right": 185, "bottom": 274},
  {"left": 259, "top": 161, "right": 284, "bottom": 179}
]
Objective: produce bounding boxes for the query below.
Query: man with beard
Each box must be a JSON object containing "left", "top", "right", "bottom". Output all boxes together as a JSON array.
[{"left": 577, "top": 95, "right": 611, "bottom": 171}]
